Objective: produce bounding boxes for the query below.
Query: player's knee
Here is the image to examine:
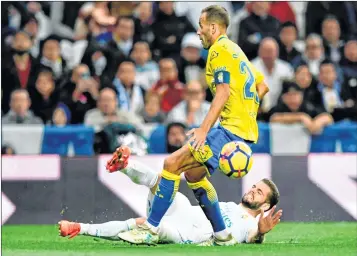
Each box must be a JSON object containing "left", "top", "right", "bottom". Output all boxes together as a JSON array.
[
  {"left": 184, "top": 170, "right": 206, "bottom": 183},
  {"left": 163, "top": 155, "right": 181, "bottom": 175}
]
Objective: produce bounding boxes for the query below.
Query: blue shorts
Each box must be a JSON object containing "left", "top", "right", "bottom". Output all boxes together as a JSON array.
[{"left": 188, "top": 125, "right": 253, "bottom": 176}]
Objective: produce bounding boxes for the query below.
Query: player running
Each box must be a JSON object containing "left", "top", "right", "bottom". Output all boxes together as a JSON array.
[
  {"left": 59, "top": 152, "right": 281, "bottom": 245},
  {"left": 106, "top": 5, "right": 269, "bottom": 245}
]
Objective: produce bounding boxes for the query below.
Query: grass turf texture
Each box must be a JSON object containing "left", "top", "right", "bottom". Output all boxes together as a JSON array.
[{"left": 2, "top": 222, "right": 357, "bottom": 256}]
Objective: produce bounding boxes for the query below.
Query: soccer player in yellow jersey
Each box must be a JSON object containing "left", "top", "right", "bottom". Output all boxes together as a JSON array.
[{"left": 107, "top": 5, "right": 269, "bottom": 246}]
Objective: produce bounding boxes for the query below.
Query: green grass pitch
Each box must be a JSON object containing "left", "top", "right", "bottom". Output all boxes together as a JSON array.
[{"left": 2, "top": 222, "right": 357, "bottom": 256}]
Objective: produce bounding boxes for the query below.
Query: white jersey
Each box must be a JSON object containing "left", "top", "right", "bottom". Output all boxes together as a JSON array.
[
  {"left": 147, "top": 192, "right": 258, "bottom": 244},
  {"left": 218, "top": 202, "right": 258, "bottom": 243}
]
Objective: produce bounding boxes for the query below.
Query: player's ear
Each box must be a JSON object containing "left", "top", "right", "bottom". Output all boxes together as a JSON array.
[
  {"left": 261, "top": 203, "right": 270, "bottom": 212},
  {"left": 211, "top": 23, "right": 216, "bottom": 34}
]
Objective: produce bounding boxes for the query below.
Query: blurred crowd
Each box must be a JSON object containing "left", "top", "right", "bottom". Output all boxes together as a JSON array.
[{"left": 2, "top": 1, "right": 357, "bottom": 154}]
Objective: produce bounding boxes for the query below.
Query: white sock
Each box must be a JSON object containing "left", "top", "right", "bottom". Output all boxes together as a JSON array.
[
  {"left": 144, "top": 220, "right": 159, "bottom": 234},
  {"left": 122, "top": 160, "right": 158, "bottom": 188},
  {"left": 79, "top": 219, "right": 137, "bottom": 237},
  {"left": 214, "top": 229, "right": 231, "bottom": 240}
]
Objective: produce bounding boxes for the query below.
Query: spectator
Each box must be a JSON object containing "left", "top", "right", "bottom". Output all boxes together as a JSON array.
[
  {"left": 85, "top": 11, "right": 114, "bottom": 46},
  {"left": 151, "top": 2, "right": 195, "bottom": 62},
  {"left": 340, "top": 38, "right": 357, "bottom": 102},
  {"left": 294, "top": 64, "right": 320, "bottom": 108},
  {"left": 59, "top": 64, "right": 99, "bottom": 124},
  {"left": 2, "top": 30, "right": 40, "bottom": 114},
  {"left": 166, "top": 122, "right": 187, "bottom": 153},
  {"left": 151, "top": 58, "right": 185, "bottom": 113},
  {"left": 246, "top": 1, "right": 296, "bottom": 24},
  {"left": 177, "top": 33, "right": 206, "bottom": 84},
  {"left": 112, "top": 61, "right": 145, "bottom": 116},
  {"left": 81, "top": 46, "right": 116, "bottom": 86},
  {"left": 133, "top": 2, "right": 155, "bottom": 44},
  {"left": 28, "top": 67, "right": 59, "bottom": 124},
  {"left": 39, "top": 35, "right": 68, "bottom": 80},
  {"left": 269, "top": 82, "right": 333, "bottom": 135},
  {"left": 292, "top": 34, "right": 325, "bottom": 78},
  {"left": 238, "top": 2, "right": 281, "bottom": 60},
  {"left": 278, "top": 22, "right": 301, "bottom": 64},
  {"left": 141, "top": 91, "right": 165, "bottom": 124},
  {"left": 305, "top": 2, "right": 355, "bottom": 40},
  {"left": 251, "top": 37, "right": 294, "bottom": 112},
  {"left": 22, "top": 16, "right": 42, "bottom": 58},
  {"left": 1, "top": 144, "right": 16, "bottom": 155},
  {"left": 2, "top": 2, "right": 31, "bottom": 29},
  {"left": 50, "top": 103, "right": 71, "bottom": 126},
  {"left": 322, "top": 16, "right": 344, "bottom": 64},
  {"left": 317, "top": 60, "right": 356, "bottom": 121},
  {"left": 166, "top": 80, "right": 216, "bottom": 128},
  {"left": 109, "top": 16, "right": 135, "bottom": 57},
  {"left": 84, "top": 87, "right": 143, "bottom": 131},
  {"left": 130, "top": 41, "right": 159, "bottom": 91},
  {"left": 47, "top": 2, "right": 85, "bottom": 39},
  {"left": 2, "top": 89, "right": 43, "bottom": 124}
]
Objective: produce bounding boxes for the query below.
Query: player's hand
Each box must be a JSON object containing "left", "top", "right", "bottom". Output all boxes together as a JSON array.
[
  {"left": 186, "top": 127, "right": 208, "bottom": 151},
  {"left": 258, "top": 206, "right": 282, "bottom": 235}
]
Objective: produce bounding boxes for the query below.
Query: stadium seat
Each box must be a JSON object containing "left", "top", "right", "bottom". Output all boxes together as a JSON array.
[
  {"left": 41, "top": 126, "right": 94, "bottom": 156},
  {"left": 310, "top": 121, "right": 357, "bottom": 153},
  {"left": 148, "top": 125, "right": 167, "bottom": 154},
  {"left": 252, "top": 122, "right": 271, "bottom": 153}
]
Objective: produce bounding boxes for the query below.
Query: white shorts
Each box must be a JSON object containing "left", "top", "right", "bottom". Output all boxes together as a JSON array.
[{"left": 146, "top": 192, "right": 213, "bottom": 244}]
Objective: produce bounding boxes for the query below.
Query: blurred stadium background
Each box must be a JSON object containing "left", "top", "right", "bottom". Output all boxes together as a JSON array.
[{"left": 1, "top": 1, "right": 357, "bottom": 255}]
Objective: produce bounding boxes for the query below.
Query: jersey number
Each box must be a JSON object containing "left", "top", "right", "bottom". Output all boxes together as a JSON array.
[{"left": 239, "top": 61, "right": 259, "bottom": 105}]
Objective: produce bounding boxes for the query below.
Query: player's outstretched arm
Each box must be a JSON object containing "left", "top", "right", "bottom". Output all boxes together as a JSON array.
[
  {"left": 256, "top": 81, "right": 269, "bottom": 100},
  {"left": 247, "top": 206, "right": 283, "bottom": 244}
]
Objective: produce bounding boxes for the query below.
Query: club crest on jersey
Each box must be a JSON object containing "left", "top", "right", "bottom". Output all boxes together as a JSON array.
[{"left": 210, "top": 51, "right": 219, "bottom": 60}]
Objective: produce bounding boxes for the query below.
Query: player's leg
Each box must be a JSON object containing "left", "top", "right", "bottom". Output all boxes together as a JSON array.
[
  {"left": 106, "top": 146, "right": 159, "bottom": 189},
  {"left": 184, "top": 167, "right": 232, "bottom": 243},
  {"left": 184, "top": 126, "right": 237, "bottom": 245},
  {"left": 117, "top": 145, "right": 201, "bottom": 244},
  {"left": 145, "top": 144, "right": 199, "bottom": 227},
  {"left": 58, "top": 218, "right": 139, "bottom": 239}
]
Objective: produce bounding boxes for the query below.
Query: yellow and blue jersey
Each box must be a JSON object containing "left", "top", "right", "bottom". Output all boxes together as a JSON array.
[{"left": 205, "top": 34, "right": 265, "bottom": 143}]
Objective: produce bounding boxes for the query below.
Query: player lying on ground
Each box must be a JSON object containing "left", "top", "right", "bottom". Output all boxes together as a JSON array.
[
  {"left": 105, "top": 5, "right": 270, "bottom": 246},
  {"left": 59, "top": 151, "right": 282, "bottom": 245}
]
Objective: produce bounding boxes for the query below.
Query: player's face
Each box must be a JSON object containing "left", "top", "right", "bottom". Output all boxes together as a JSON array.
[
  {"left": 197, "top": 13, "right": 212, "bottom": 50},
  {"left": 241, "top": 181, "right": 271, "bottom": 211}
]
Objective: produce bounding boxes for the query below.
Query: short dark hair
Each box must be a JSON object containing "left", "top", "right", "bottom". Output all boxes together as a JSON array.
[
  {"left": 201, "top": 5, "right": 230, "bottom": 29},
  {"left": 319, "top": 59, "right": 336, "bottom": 70},
  {"left": 115, "top": 15, "right": 134, "bottom": 27},
  {"left": 262, "top": 178, "right": 280, "bottom": 211}
]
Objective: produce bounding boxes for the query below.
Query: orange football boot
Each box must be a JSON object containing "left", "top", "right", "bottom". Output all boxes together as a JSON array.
[
  {"left": 58, "top": 220, "right": 81, "bottom": 239},
  {"left": 106, "top": 145, "right": 131, "bottom": 173}
]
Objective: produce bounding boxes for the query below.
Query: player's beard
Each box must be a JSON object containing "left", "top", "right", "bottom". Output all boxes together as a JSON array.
[
  {"left": 201, "top": 34, "right": 212, "bottom": 50},
  {"left": 241, "top": 193, "right": 264, "bottom": 210}
]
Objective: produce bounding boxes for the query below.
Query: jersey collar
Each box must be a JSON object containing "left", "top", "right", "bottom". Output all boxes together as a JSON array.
[{"left": 214, "top": 34, "right": 228, "bottom": 45}]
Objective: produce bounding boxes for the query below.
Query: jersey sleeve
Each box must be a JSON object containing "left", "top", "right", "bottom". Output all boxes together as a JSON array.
[
  {"left": 210, "top": 45, "right": 234, "bottom": 85},
  {"left": 250, "top": 63, "right": 265, "bottom": 85}
]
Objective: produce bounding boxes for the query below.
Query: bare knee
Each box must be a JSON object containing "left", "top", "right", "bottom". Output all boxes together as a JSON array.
[
  {"left": 185, "top": 168, "right": 207, "bottom": 183},
  {"left": 163, "top": 155, "right": 180, "bottom": 174}
]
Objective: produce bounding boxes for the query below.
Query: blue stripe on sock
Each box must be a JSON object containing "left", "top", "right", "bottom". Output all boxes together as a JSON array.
[
  {"left": 192, "top": 188, "right": 226, "bottom": 232},
  {"left": 147, "top": 178, "right": 176, "bottom": 227}
]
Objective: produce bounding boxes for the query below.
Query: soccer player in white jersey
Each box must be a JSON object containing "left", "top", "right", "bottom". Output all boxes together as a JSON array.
[{"left": 59, "top": 147, "right": 282, "bottom": 245}]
